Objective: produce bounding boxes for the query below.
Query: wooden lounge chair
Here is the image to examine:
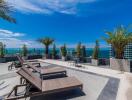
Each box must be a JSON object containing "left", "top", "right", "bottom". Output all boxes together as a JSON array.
[
  {"left": 27, "top": 62, "right": 67, "bottom": 78},
  {"left": 5, "top": 67, "right": 83, "bottom": 100},
  {"left": 8, "top": 55, "right": 40, "bottom": 70},
  {"left": 16, "top": 55, "right": 40, "bottom": 66},
  {"left": 8, "top": 61, "right": 22, "bottom": 70}
]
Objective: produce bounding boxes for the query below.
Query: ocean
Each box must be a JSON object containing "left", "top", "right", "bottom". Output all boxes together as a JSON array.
[{"left": 5, "top": 48, "right": 110, "bottom": 58}]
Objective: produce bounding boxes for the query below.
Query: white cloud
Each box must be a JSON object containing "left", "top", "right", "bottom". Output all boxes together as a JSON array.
[
  {"left": 6, "top": 0, "right": 96, "bottom": 14},
  {"left": 0, "top": 29, "right": 25, "bottom": 38},
  {"left": 6, "top": 0, "right": 51, "bottom": 14},
  {"left": 0, "top": 38, "right": 42, "bottom": 48},
  {"left": 0, "top": 29, "right": 42, "bottom": 48}
]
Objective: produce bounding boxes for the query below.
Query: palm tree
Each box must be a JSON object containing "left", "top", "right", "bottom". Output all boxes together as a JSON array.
[
  {"left": 102, "top": 25, "right": 132, "bottom": 59},
  {"left": 0, "top": 0, "right": 16, "bottom": 23},
  {"left": 38, "top": 37, "right": 54, "bottom": 59}
]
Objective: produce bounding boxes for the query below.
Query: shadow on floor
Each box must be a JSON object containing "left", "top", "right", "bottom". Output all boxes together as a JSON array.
[
  {"left": 0, "top": 84, "right": 9, "bottom": 90},
  {"left": 97, "top": 78, "right": 120, "bottom": 100},
  {"left": 42, "top": 74, "right": 67, "bottom": 80},
  {"left": 30, "top": 88, "right": 85, "bottom": 100}
]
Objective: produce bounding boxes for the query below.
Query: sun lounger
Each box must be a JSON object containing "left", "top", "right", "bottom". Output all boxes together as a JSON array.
[
  {"left": 5, "top": 67, "right": 83, "bottom": 100},
  {"left": 16, "top": 55, "right": 40, "bottom": 66},
  {"left": 8, "top": 55, "right": 40, "bottom": 70},
  {"left": 27, "top": 62, "right": 67, "bottom": 78}
]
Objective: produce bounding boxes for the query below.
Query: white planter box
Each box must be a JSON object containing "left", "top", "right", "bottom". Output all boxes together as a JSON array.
[
  {"left": 92, "top": 59, "right": 98, "bottom": 66},
  {"left": 110, "top": 58, "right": 131, "bottom": 72},
  {"left": 62, "top": 56, "right": 66, "bottom": 61}
]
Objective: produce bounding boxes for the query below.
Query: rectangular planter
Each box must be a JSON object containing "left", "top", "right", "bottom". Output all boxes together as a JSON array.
[
  {"left": 27, "top": 55, "right": 42, "bottom": 60},
  {"left": 0, "top": 58, "right": 6, "bottom": 63},
  {"left": 98, "top": 58, "right": 110, "bottom": 65},
  {"left": 110, "top": 58, "right": 131, "bottom": 72},
  {"left": 92, "top": 59, "right": 99, "bottom": 66},
  {"left": 86, "top": 57, "right": 92, "bottom": 63},
  {"left": 4, "top": 55, "right": 18, "bottom": 62}
]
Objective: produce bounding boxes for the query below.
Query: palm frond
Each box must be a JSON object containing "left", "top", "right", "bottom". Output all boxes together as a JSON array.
[
  {"left": 105, "top": 31, "right": 113, "bottom": 37},
  {"left": 0, "top": 0, "right": 16, "bottom": 23},
  {"left": 37, "top": 37, "right": 54, "bottom": 46}
]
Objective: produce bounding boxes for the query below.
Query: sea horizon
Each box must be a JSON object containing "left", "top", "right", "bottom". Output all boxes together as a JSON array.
[{"left": 4, "top": 47, "right": 110, "bottom": 58}]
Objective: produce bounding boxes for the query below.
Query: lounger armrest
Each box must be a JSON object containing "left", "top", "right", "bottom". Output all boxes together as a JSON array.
[
  {"left": 32, "top": 62, "right": 41, "bottom": 67},
  {"left": 27, "top": 60, "right": 38, "bottom": 62},
  {"left": 7, "top": 84, "right": 27, "bottom": 98},
  {"left": 23, "top": 62, "right": 40, "bottom": 67}
]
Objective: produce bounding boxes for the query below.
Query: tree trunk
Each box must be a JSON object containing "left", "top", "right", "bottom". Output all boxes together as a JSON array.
[
  {"left": 115, "top": 49, "right": 124, "bottom": 59},
  {"left": 45, "top": 46, "right": 49, "bottom": 59}
]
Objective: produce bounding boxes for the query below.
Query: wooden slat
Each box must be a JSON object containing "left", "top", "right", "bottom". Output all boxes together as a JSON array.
[
  {"left": 42, "top": 76, "right": 82, "bottom": 92},
  {"left": 41, "top": 67, "right": 66, "bottom": 75},
  {"left": 27, "top": 62, "right": 41, "bottom": 72},
  {"left": 16, "top": 55, "right": 24, "bottom": 64},
  {"left": 27, "top": 62, "right": 66, "bottom": 75},
  {"left": 17, "top": 67, "right": 42, "bottom": 91}
]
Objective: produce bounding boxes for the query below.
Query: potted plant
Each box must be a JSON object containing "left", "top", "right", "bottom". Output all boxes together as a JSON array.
[
  {"left": 92, "top": 40, "right": 99, "bottom": 66},
  {"left": 81, "top": 45, "right": 87, "bottom": 62},
  {"left": 38, "top": 37, "right": 54, "bottom": 59},
  {"left": 0, "top": 42, "right": 6, "bottom": 63},
  {"left": 22, "top": 44, "right": 28, "bottom": 60},
  {"left": 52, "top": 44, "right": 57, "bottom": 59},
  {"left": 60, "top": 44, "right": 67, "bottom": 61},
  {"left": 76, "top": 42, "right": 82, "bottom": 61},
  {"left": 102, "top": 25, "right": 132, "bottom": 72}
]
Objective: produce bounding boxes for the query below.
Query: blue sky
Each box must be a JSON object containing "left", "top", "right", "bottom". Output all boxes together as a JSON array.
[{"left": 0, "top": 0, "right": 132, "bottom": 48}]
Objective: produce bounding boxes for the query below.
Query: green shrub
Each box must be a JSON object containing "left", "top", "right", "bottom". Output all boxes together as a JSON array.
[
  {"left": 81, "top": 45, "right": 86, "bottom": 58},
  {"left": 0, "top": 42, "right": 6, "bottom": 58},
  {"left": 92, "top": 40, "right": 99, "bottom": 59},
  {"left": 22, "top": 44, "right": 28, "bottom": 57},
  {"left": 60, "top": 44, "right": 67, "bottom": 57},
  {"left": 76, "top": 42, "right": 82, "bottom": 58},
  {"left": 52, "top": 44, "right": 57, "bottom": 59}
]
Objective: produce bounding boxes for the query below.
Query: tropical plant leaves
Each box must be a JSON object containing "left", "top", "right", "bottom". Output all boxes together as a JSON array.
[
  {"left": 102, "top": 25, "right": 132, "bottom": 59},
  {"left": 0, "top": 0, "right": 16, "bottom": 23}
]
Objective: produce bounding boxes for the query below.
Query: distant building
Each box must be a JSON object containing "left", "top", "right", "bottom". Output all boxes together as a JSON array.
[
  {"left": 124, "top": 43, "right": 132, "bottom": 60},
  {"left": 109, "top": 44, "right": 115, "bottom": 58}
]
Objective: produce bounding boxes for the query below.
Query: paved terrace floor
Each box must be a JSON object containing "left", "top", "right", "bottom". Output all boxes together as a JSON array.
[{"left": 0, "top": 60, "right": 132, "bottom": 100}]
